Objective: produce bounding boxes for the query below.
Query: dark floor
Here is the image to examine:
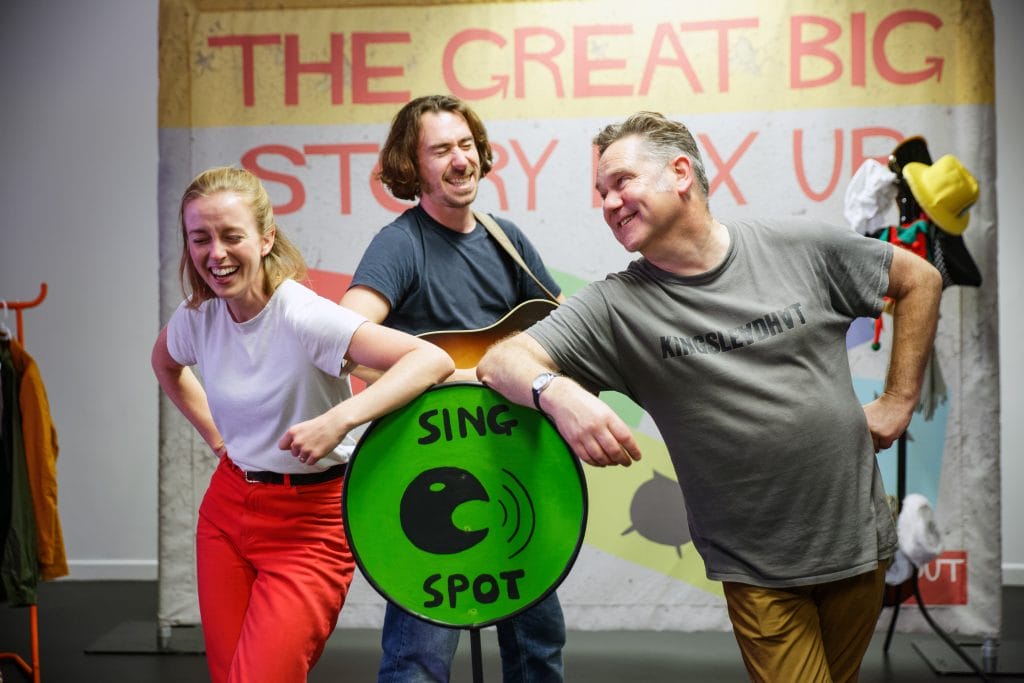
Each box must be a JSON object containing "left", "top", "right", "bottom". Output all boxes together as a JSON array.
[{"left": 1, "top": 581, "right": 1022, "bottom": 682}]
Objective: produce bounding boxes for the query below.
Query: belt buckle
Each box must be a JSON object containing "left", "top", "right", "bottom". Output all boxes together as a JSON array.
[{"left": 244, "top": 470, "right": 261, "bottom": 484}]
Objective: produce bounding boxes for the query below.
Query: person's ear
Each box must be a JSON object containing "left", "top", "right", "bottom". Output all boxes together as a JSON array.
[
  {"left": 261, "top": 225, "right": 276, "bottom": 256},
  {"left": 671, "top": 154, "right": 694, "bottom": 195}
]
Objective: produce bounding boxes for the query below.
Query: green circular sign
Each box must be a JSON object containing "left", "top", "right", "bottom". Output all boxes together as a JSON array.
[{"left": 343, "top": 382, "right": 587, "bottom": 629}]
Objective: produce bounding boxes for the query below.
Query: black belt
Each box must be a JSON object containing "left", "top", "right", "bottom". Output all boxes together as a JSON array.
[{"left": 235, "top": 462, "right": 347, "bottom": 486}]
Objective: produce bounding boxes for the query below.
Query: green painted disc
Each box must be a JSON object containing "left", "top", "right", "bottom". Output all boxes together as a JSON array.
[{"left": 343, "top": 382, "right": 587, "bottom": 628}]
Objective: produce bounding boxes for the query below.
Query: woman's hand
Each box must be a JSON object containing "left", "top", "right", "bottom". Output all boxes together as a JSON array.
[{"left": 278, "top": 411, "right": 345, "bottom": 466}]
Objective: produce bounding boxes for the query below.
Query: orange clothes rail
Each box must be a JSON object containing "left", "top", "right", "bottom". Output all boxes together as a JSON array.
[{"left": 1, "top": 281, "right": 48, "bottom": 683}]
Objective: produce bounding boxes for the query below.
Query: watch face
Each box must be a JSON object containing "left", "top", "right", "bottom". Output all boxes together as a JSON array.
[{"left": 533, "top": 373, "right": 555, "bottom": 391}]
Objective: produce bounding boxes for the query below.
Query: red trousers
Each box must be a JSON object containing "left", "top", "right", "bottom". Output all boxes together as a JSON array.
[{"left": 196, "top": 457, "right": 355, "bottom": 683}]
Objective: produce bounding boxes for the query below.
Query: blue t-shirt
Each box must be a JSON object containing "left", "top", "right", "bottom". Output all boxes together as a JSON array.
[{"left": 351, "top": 205, "right": 560, "bottom": 335}]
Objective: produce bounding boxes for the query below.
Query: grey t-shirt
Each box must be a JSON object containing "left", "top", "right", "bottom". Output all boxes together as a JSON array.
[{"left": 529, "top": 218, "right": 897, "bottom": 587}]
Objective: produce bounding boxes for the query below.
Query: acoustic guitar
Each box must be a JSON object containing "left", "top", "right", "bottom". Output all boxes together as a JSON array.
[{"left": 419, "top": 298, "right": 558, "bottom": 369}]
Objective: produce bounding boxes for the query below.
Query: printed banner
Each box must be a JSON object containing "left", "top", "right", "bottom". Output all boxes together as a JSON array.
[{"left": 157, "top": 0, "right": 999, "bottom": 636}]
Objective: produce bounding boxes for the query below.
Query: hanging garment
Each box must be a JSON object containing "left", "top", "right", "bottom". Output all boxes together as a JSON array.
[
  {"left": 888, "top": 136, "right": 982, "bottom": 288},
  {"left": 0, "top": 341, "right": 41, "bottom": 605},
  {"left": 1, "top": 343, "right": 13, "bottom": 557},
  {"left": 8, "top": 338, "right": 67, "bottom": 579}
]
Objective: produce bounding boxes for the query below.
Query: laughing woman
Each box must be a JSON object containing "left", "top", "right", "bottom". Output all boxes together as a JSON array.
[{"left": 151, "top": 166, "right": 454, "bottom": 683}]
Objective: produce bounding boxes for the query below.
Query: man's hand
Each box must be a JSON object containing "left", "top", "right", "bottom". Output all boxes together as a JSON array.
[
  {"left": 542, "top": 378, "right": 642, "bottom": 467},
  {"left": 862, "top": 391, "right": 916, "bottom": 452}
]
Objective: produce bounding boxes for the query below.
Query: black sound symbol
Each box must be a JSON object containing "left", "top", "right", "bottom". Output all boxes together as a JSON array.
[{"left": 496, "top": 468, "right": 536, "bottom": 559}]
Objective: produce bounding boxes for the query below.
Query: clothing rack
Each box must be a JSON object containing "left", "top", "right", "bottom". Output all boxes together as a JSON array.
[
  {"left": 879, "top": 143, "right": 996, "bottom": 680},
  {"left": 881, "top": 436, "right": 990, "bottom": 681},
  {"left": 1, "top": 281, "right": 48, "bottom": 683}
]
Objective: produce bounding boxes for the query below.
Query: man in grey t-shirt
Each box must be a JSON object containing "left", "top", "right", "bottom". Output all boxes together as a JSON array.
[{"left": 478, "top": 112, "right": 942, "bottom": 682}]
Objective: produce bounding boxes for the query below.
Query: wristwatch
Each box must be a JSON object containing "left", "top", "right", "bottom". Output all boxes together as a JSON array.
[{"left": 531, "top": 372, "right": 560, "bottom": 412}]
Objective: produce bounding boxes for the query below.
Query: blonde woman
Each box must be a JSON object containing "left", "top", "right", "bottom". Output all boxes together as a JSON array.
[{"left": 152, "top": 166, "right": 453, "bottom": 683}]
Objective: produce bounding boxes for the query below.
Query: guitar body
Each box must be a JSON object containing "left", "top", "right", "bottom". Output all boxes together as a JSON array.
[{"left": 419, "top": 298, "right": 558, "bottom": 369}]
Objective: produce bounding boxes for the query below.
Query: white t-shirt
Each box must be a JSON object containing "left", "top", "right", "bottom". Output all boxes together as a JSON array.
[{"left": 166, "top": 279, "right": 367, "bottom": 473}]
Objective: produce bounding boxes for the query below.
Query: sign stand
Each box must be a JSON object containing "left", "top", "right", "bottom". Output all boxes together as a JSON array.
[{"left": 470, "top": 628, "right": 483, "bottom": 682}]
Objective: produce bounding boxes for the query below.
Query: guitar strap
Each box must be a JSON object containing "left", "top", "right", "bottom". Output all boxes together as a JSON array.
[{"left": 473, "top": 210, "right": 559, "bottom": 303}]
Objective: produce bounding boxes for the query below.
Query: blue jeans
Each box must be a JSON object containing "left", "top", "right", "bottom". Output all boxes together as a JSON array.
[{"left": 377, "top": 591, "right": 565, "bottom": 682}]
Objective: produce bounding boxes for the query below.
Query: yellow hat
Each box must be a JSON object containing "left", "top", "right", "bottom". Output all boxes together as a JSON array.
[{"left": 902, "top": 155, "right": 979, "bottom": 236}]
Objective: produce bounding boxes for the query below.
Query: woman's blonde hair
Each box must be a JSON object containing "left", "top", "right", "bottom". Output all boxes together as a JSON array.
[{"left": 178, "top": 166, "right": 307, "bottom": 308}]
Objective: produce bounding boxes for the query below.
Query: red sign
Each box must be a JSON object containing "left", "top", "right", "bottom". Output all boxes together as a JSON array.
[{"left": 907, "top": 550, "right": 968, "bottom": 605}]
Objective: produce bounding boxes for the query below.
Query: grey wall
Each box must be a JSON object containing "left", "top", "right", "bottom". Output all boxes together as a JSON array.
[
  {"left": 994, "top": 0, "right": 1023, "bottom": 585},
  {"left": 0, "top": 0, "right": 1020, "bottom": 585},
  {"left": 0, "top": 0, "right": 159, "bottom": 578}
]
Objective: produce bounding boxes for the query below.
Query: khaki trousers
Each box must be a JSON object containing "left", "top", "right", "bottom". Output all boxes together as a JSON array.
[{"left": 723, "top": 563, "right": 888, "bottom": 683}]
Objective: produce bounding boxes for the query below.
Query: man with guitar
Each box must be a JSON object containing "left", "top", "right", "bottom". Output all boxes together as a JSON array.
[{"left": 341, "top": 95, "right": 566, "bottom": 683}]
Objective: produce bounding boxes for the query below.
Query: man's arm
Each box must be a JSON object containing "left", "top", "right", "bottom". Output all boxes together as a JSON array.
[
  {"left": 341, "top": 284, "right": 479, "bottom": 383},
  {"left": 863, "top": 246, "right": 943, "bottom": 451},
  {"left": 340, "top": 285, "right": 395, "bottom": 384},
  {"left": 340, "top": 285, "right": 392, "bottom": 324},
  {"left": 477, "top": 332, "right": 641, "bottom": 467}
]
